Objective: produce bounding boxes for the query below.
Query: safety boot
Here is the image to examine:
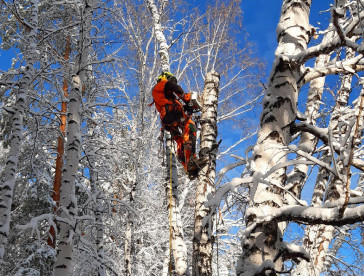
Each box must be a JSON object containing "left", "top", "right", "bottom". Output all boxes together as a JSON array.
[{"left": 187, "top": 156, "right": 209, "bottom": 179}]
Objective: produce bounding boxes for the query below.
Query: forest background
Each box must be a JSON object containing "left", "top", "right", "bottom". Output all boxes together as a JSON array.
[{"left": 0, "top": 0, "right": 363, "bottom": 276}]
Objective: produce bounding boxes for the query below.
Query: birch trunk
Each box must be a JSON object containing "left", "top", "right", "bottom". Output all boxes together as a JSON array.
[
  {"left": 147, "top": 0, "right": 169, "bottom": 72},
  {"left": 124, "top": 183, "right": 136, "bottom": 276},
  {"left": 147, "top": 0, "right": 188, "bottom": 274},
  {"left": 238, "top": 1, "right": 312, "bottom": 275},
  {"left": 315, "top": 82, "right": 364, "bottom": 274},
  {"left": 48, "top": 35, "right": 71, "bottom": 249},
  {"left": 54, "top": 0, "right": 95, "bottom": 274},
  {"left": 166, "top": 137, "right": 188, "bottom": 275},
  {"left": 54, "top": 75, "right": 82, "bottom": 276},
  {"left": 294, "top": 56, "right": 354, "bottom": 276},
  {"left": 90, "top": 163, "right": 106, "bottom": 276},
  {"left": 0, "top": 0, "right": 38, "bottom": 262},
  {"left": 162, "top": 247, "right": 171, "bottom": 276},
  {"left": 124, "top": 217, "right": 132, "bottom": 276},
  {"left": 87, "top": 129, "right": 106, "bottom": 276},
  {"left": 286, "top": 28, "right": 334, "bottom": 202},
  {"left": 192, "top": 71, "right": 220, "bottom": 276}
]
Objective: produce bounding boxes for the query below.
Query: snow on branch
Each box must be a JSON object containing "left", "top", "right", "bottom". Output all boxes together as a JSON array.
[
  {"left": 15, "top": 214, "right": 56, "bottom": 241},
  {"left": 205, "top": 177, "right": 253, "bottom": 209},
  {"left": 286, "top": 8, "right": 364, "bottom": 65},
  {"left": 215, "top": 159, "right": 247, "bottom": 187},
  {"left": 105, "top": 197, "right": 139, "bottom": 216},
  {"left": 274, "top": 204, "right": 364, "bottom": 225},
  {"left": 291, "top": 121, "right": 364, "bottom": 172},
  {"left": 293, "top": 122, "right": 328, "bottom": 144},
  {"left": 303, "top": 61, "right": 364, "bottom": 84},
  {"left": 281, "top": 242, "right": 310, "bottom": 263},
  {"left": 242, "top": 204, "right": 364, "bottom": 245},
  {"left": 287, "top": 145, "right": 338, "bottom": 176}
]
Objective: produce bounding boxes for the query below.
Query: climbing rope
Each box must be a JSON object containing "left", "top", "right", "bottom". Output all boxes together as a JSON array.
[{"left": 169, "top": 145, "right": 173, "bottom": 275}]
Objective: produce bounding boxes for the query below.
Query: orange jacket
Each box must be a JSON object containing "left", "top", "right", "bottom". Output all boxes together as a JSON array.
[
  {"left": 152, "top": 79, "right": 188, "bottom": 119},
  {"left": 152, "top": 79, "right": 173, "bottom": 116}
]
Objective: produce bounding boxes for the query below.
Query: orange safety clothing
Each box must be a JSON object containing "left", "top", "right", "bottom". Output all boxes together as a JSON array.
[{"left": 152, "top": 79, "right": 196, "bottom": 172}]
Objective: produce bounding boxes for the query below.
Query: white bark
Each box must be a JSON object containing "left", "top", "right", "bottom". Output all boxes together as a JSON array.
[
  {"left": 147, "top": 0, "right": 169, "bottom": 72},
  {"left": 124, "top": 217, "right": 132, "bottom": 276},
  {"left": 295, "top": 46, "right": 357, "bottom": 276},
  {"left": 124, "top": 184, "right": 136, "bottom": 276},
  {"left": 238, "top": 1, "right": 312, "bottom": 275},
  {"left": 286, "top": 28, "right": 335, "bottom": 202},
  {"left": 54, "top": 75, "right": 82, "bottom": 276},
  {"left": 147, "top": 1, "right": 188, "bottom": 274},
  {"left": 162, "top": 247, "right": 171, "bottom": 276},
  {"left": 54, "top": 0, "right": 95, "bottom": 274},
  {"left": 88, "top": 142, "right": 106, "bottom": 276},
  {"left": 193, "top": 71, "right": 220, "bottom": 276},
  {"left": 166, "top": 138, "right": 188, "bottom": 275},
  {"left": 0, "top": 0, "right": 38, "bottom": 263}
]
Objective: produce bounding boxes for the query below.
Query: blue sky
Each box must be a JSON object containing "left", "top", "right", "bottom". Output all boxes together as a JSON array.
[
  {"left": 242, "top": 0, "right": 281, "bottom": 68},
  {"left": 0, "top": 1, "right": 333, "bottom": 77},
  {"left": 242, "top": 0, "right": 333, "bottom": 76}
]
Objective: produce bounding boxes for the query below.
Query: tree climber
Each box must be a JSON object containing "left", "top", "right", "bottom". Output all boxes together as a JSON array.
[{"left": 151, "top": 72, "right": 205, "bottom": 179}]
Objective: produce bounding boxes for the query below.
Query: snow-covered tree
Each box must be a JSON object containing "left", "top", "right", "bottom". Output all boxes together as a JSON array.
[{"left": 207, "top": 1, "right": 364, "bottom": 275}]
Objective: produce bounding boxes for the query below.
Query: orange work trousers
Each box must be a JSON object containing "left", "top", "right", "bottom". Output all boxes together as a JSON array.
[{"left": 161, "top": 103, "right": 196, "bottom": 171}]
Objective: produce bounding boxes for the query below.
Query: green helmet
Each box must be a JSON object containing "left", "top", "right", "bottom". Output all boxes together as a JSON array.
[{"left": 157, "top": 71, "right": 177, "bottom": 83}]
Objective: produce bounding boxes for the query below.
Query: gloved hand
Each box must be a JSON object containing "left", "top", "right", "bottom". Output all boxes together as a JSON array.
[{"left": 184, "top": 103, "right": 193, "bottom": 114}]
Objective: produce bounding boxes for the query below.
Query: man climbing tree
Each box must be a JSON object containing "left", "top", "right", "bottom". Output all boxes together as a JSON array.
[{"left": 151, "top": 71, "right": 205, "bottom": 179}]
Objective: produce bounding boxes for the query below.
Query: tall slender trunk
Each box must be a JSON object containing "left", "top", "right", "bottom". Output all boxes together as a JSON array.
[
  {"left": 166, "top": 137, "right": 188, "bottom": 275},
  {"left": 192, "top": 71, "right": 220, "bottom": 276},
  {"left": 124, "top": 182, "right": 136, "bottom": 276},
  {"left": 54, "top": 75, "right": 82, "bottom": 276},
  {"left": 147, "top": 0, "right": 188, "bottom": 274},
  {"left": 48, "top": 35, "right": 71, "bottom": 248},
  {"left": 54, "top": 1, "right": 95, "bottom": 274},
  {"left": 238, "top": 1, "right": 312, "bottom": 275},
  {"left": 89, "top": 156, "right": 106, "bottom": 276},
  {"left": 147, "top": 0, "right": 169, "bottom": 72},
  {"left": 124, "top": 216, "right": 132, "bottom": 276},
  {"left": 0, "top": 0, "right": 38, "bottom": 262},
  {"left": 162, "top": 247, "right": 171, "bottom": 276},
  {"left": 286, "top": 28, "right": 334, "bottom": 202},
  {"left": 312, "top": 83, "right": 364, "bottom": 275},
  {"left": 294, "top": 55, "right": 354, "bottom": 276}
]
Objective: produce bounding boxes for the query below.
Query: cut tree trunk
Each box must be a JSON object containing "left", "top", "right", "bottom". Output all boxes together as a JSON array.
[{"left": 193, "top": 70, "right": 220, "bottom": 276}]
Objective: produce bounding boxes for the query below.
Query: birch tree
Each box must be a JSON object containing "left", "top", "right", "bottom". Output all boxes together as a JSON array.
[
  {"left": 54, "top": 0, "right": 96, "bottom": 274},
  {"left": 193, "top": 70, "right": 220, "bottom": 276},
  {"left": 0, "top": 0, "right": 39, "bottom": 263},
  {"left": 147, "top": 0, "right": 189, "bottom": 274},
  {"left": 202, "top": 1, "right": 364, "bottom": 275},
  {"left": 294, "top": 47, "right": 355, "bottom": 276},
  {"left": 0, "top": 0, "right": 287, "bottom": 274},
  {"left": 235, "top": 1, "right": 364, "bottom": 274}
]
